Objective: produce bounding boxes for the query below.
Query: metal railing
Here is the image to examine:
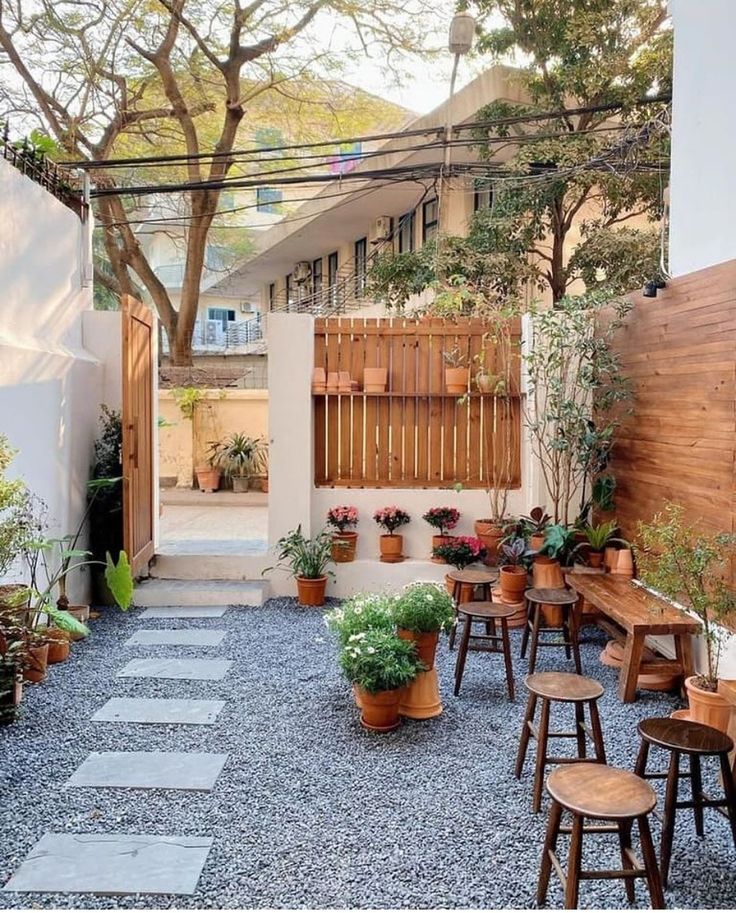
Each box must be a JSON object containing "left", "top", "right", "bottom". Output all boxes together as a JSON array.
[
  {"left": 160, "top": 312, "right": 264, "bottom": 354},
  {"left": 269, "top": 263, "right": 377, "bottom": 316}
]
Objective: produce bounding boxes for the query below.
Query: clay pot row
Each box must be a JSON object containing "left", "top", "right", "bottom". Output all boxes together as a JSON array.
[{"left": 312, "top": 367, "right": 387, "bottom": 394}]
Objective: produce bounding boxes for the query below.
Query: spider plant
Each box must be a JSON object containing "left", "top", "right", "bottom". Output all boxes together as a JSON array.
[{"left": 264, "top": 525, "right": 335, "bottom": 580}]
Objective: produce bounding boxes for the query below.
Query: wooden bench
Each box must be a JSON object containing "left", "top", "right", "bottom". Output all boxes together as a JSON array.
[{"left": 566, "top": 573, "right": 700, "bottom": 703}]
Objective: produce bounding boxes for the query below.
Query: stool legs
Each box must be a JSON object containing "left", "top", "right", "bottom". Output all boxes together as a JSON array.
[
  {"left": 690, "top": 754, "right": 704, "bottom": 837},
  {"left": 638, "top": 814, "right": 666, "bottom": 909},
  {"left": 454, "top": 611, "right": 515, "bottom": 699},
  {"left": 719, "top": 752, "right": 736, "bottom": 849},
  {"left": 660, "top": 749, "right": 680, "bottom": 888},
  {"left": 515, "top": 692, "right": 537, "bottom": 778},
  {"left": 500, "top": 618, "right": 515, "bottom": 700},
  {"left": 533, "top": 698, "right": 551, "bottom": 812},
  {"left": 537, "top": 799, "right": 562, "bottom": 906},
  {"left": 617, "top": 820, "right": 636, "bottom": 902},
  {"left": 527, "top": 603, "right": 543, "bottom": 672},
  {"left": 520, "top": 598, "right": 532, "bottom": 658},
  {"left": 453, "top": 611, "right": 473, "bottom": 695},
  {"left": 588, "top": 699, "right": 607, "bottom": 764}
]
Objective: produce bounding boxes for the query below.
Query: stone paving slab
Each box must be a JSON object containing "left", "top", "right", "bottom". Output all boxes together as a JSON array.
[
  {"left": 124, "top": 629, "right": 226, "bottom": 647},
  {"left": 139, "top": 605, "right": 228, "bottom": 618},
  {"left": 67, "top": 751, "right": 228, "bottom": 791},
  {"left": 3, "top": 833, "right": 213, "bottom": 895},
  {"left": 92, "top": 697, "right": 225, "bottom": 725},
  {"left": 117, "top": 658, "right": 232, "bottom": 681}
]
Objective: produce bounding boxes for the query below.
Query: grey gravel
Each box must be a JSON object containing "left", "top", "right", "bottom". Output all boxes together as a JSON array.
[{"left": 0, "top": 597, "right": 734, "bottom": 909}]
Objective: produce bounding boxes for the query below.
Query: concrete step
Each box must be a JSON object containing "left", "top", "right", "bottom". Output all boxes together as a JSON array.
[
  {"left": 150, "top": 552, "right": 268, "bottom": 581},
  {"left": 133, "top": 578, "right": 266, "bottom": 607}
]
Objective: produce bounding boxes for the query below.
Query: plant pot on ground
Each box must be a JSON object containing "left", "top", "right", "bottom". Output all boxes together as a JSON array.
[
  {"left": 374, "top": 507, "right": 410, "bottom": 563},
  {"left": 195, "top": 465, "right": 221, "bottom": 493},
  {"left": 474, "top": 520, "right": 505, "bottom": 564},
  {"left": 393, "top": 583, "right": 454, "bottom": 668},
  {"left": 264, "top": 525, "right": 334, "bottom": 607},
  {"left": 208, "top": 433, "right": 266, "bottom": 495},
  {"left": 24, "top": 638, "right": 49, "bottom": 684},
  {"left": 326, "top": 506, "right": 359, "bottom": 563},
  {"left": 423, "top": 507, "right": 460, "bottom": 563}
]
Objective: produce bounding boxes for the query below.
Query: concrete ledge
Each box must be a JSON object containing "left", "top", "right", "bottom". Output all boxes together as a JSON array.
[{"left": 267, "top": 558, "right": 450, "bottom": 599}]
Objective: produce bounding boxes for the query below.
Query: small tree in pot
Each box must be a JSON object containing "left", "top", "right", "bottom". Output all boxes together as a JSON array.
[
  {"left": 266, "top": 526, "right": 335, "bottom": 607},
  {"left": 423, "top": 506, "right": 460, "bottom": 563},
  {"left": 374, "top": 507, "right": 410, "bottom": 563}
]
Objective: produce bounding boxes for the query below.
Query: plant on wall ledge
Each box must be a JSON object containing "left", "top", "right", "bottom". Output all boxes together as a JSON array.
[{"left": 374, "top": 507, "right": 410, "bottom": 564}]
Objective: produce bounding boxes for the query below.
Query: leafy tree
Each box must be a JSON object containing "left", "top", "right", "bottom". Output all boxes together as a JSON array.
[{"left": 0, "top": 0, "right": 437, "bottom": 363}]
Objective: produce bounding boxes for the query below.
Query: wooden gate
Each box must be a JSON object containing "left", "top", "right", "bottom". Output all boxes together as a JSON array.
[{"left": 122, "top": 295, "right": 155, "bottom": 577}]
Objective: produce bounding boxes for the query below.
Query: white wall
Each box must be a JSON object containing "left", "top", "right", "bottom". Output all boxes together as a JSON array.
[
  {"left": 669, "top": 0, "right": 736, "bottom": 276},
  {"left": 0, "top": 160, "right": 120, "bottom": 601}
]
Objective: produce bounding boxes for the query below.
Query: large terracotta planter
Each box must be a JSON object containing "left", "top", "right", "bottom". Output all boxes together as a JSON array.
[
  {"left": 46, "top": 629, "right": 71, "bottom": 664},
  {"left": 499, "top": 565, "right": 528, "bottom": 604},
  {"left": 364, "top": 367, "right": 388, "bottom": 393},
  {"left": 431, "top": 534, "right": 454, "bottom": 564},
  {"left": 24, "top": 642, "right": 49, "bottom": 684},
  {"left": 379, "top": 534, "right": 404, "bottom": 563},
  {"left": 296, "top": 576, "right": 328, "bottom": 607},
  {"left": 685, "top": 675, "right": 733, "bottom": 733},
  {"left": 445, "top": 367, "right": 470, "bottom": 395},
  {"left": 397, "top": 628, "right": 439, "bottom": 668},
  {"left": 533, "top": 557, "right": 565, "bottom": 625},
  {"left": 356, "top": 686, "right": 402, "bottom": 732},
  {"left": 530, "top": 533, "right": 545, "bottom": 551},
  {"left": 611, "top": 548, "right": 634, "bottom": 577},
  {"left": 331, "top": 532, "right": 358, "bottom": 563},
  {"left": 445, "top": 575, "right": 475, "bottom": 604},
  {"left": 195, "top": 466, "right": 220, "bottom": 492},
  {"left": 474, "top": 520, "right": 504, "bottom": 564},
  {"left": 399, "top": 668, "right": 443, "bottom": 720}
]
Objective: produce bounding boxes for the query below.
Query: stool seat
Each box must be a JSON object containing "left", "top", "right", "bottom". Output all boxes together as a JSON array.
[
  {"left": 638, "top": 716, "right": 734, "bottom": 755},
  {"left": 525, "top": 586, "right": 578, "bottom": 605},
  {"left": 526, "top": 671, "right": 604, "bottom": 703},
  {"left": 457, "top": 600, "right": 517, "bottom": 620},
  {"left": 548, "top": 763, "right": 656, "bottom": 820},
  {"left": 447, "top": 567, "right": 498, "bottom": 585}
]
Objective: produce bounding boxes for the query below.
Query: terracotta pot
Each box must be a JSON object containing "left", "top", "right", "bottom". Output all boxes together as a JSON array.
[
  {"left": 379, "top": 534, "right": 404, "bottom": 563},
  {"left": 685, "top": 675, "right": 733, "bottom": 733},
  {"left": 261, "top": 477, "right": 269, "bottom": 493},
  {"left": 397, "top": 628, "right": 439, "bottom": 669},
  {"left": 363, "top": 367, "right": 388, "bottom": 393},
  {"left": 295, "top": 576, "right": 328, "bottom": 607},
  {"left": 0, "top": 670, "right": 22, "bottom": 724},
  {"left": 588, "top": 550, "right": 604, "bottom": 568},
  {"left": 445, "top": 575, "right": 475, "bottom": 604},
  {"left": 356, "top": 686, "right": 402, "bottom": 732},
  {"left": 66, "top": 605, "right": 90, "bottom": 641},
  {"left": 326, "top": 371, "right": 339, "bottom": 393},
  {"left": 431, "top": 534, "right": 454, "bottom": 564},
  {"left": 499, "top": 565, "right": 528, "bottom": 604},
  {"left": 24, "top": 642, "right": 49, "bottom": 684},
  {"left": 352, "top": 683, "right": 364, "bottom": 709},
  {"left": 530, "top": 533, "right": 545, "bottom": 551},
  {"left": 445, "top": 367, "right": 469, "bottom": 395},
  {"left": 611, "top": 548, "right": 634, "bottom": 577},
  {"left": 399, "top": 668, "right": 443, "bottom": 719},
  {"left": 46, "top": 631, "right": 71, "bottom": 664},
  {"left": 195, "top": 466, "right": 220, "bottom": 492},
  {"left": 232, "top": 476, "right": 250, "bottom": 493},
  {"left": 493, "top": 588, "right": 528, "bottom": 627},
  {"left": 474, "top": 520, "right": 503, "bottom": 564},
  {"left": 331, "top": 531, "right": 358, "bottom": 563},
  {"left": 532, "top": 557, "right": 565, "bottom": 625},
  {"left": 604, "top": 547, "right": 619, "bottom": 573}
]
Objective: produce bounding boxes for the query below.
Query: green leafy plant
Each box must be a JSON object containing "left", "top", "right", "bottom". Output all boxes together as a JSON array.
[
  {"left": 636, "top": 503, "right": 736, "bottom": 690},
  {"left": 339, "top": 629, "right": 425, "bottom": 695},
  {"left": 88, "top": 406, "right": 123, "bottom": 565},
  {"left": 500, "top": 536, "right": 534, "bottom": 569},
  {"left": 520, "top": 506, "right": 552, "bottom": 537},
  {"left": 209, "top": 433, "right": 266, "bottom": 479},
  {"left": 265, "top": 526, "right": 334, "bottom": 580},
  {"left": 393, "top": 583, "right": 454, "bottom": 634},
  {"left": 104, "top": 552, "right": 134, "bottom": 611},
  {"left": 324, "top": 593, "right": 396, "bottom": 646},
  {"left": 0, "top": 434, "right": 28, "bottom": 578},
  {"left": 442, "top": 346, "right": 468, "bottom": 369},
  {"left": 539, "top": 524, "right": 578, "bottom": 565},
  {"left": 173, "top": 386, "right": 205, "bottom": 420},
  {"left": 577, "top": 520, "right": 628, "bottom": 552}
]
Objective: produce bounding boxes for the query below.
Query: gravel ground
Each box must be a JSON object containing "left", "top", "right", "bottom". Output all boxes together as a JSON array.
[{"left": 1, "top": 599, "right": 734, "bottom": 909}]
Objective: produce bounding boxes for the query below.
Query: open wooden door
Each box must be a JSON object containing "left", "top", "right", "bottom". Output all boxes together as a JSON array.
[{"left": 122, "top": 295, "right": 155, "bottom": 577}]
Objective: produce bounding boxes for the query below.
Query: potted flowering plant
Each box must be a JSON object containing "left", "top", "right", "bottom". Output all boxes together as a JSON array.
[
  {"left": 433, "top": 536, "right": 488, "bottom": 602},
  {"left": 339, "top": 629, "right": 425, "bottom": 732},
  {"left": 373, "top": 506, "right": 410, "bottom": 563},
  {"left": 393, "top": 583, "right": 454, "bottom": 667},
  {"left": 499, "top": 536, "right": 531, "bottom": 604},
  {"left": 422, "top": 506, "right": 460, "bottom": 563},
  {"left": 324, "top": 593, "right": 396, "bottom": 647},
  {"left": 326, "top": 505, "right": 359, "bottom": 563}
]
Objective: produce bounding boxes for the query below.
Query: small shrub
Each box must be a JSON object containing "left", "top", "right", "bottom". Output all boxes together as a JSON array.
[
  {"left": 339, "top": 629, "right": 425, "bottom": 694},
  {"left": 326, "top": 506, "right": 359, "bottom": 533},
  {"left": 422, "top": 507, "right": 460, "bottom": 535},
  {"left": 374, "top": 506, "right": 410, "bottom": 534},
  {"left": 393, "top": 582, "right": 454, "bottom": 634},
  {"left": 324, "top": 593, "right": 396, "bottom": 646},
  {"left": 432, "top": 535, "right": 487, "bottom": 569}
]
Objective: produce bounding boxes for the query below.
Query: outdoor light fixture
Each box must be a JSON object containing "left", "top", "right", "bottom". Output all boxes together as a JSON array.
[{"left": 448, "top": 13, "right": 475, "bottom": 55}]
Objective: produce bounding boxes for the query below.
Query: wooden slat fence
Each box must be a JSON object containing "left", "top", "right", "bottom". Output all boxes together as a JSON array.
[{"left": 314, "top": 316, "right": 522, "bottom": 488}]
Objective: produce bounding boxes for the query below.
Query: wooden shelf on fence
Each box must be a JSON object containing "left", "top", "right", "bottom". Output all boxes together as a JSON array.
[{"left": 313, "top": 391, "right": 492, "bottom": 398}]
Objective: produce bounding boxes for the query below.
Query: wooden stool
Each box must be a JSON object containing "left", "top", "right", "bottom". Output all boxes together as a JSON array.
[
  {"left": 516, "top": 672, "right": 606, "bottom": 812},
  {"left": 453, "top": 601, "right": 516, "bottom": 700},
  {"left": 447, "top": 568, "right": 498, "bottom": 650},
  {"left": 635, "top": 716, "right": 736, "bottom": 888},
  {"left": 538, "top": 763, "right": 665, "bottom": 909},
  {"left": 521, "top": 587, "right": 582, "bottom": 674}
]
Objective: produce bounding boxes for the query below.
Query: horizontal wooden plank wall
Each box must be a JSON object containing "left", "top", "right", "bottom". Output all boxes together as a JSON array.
[
  {"left": 314, "top": 316, "right": 522, "bottom": 489},
  {"left": 609, "top": 260, "right": 736, "bottom": 550}
]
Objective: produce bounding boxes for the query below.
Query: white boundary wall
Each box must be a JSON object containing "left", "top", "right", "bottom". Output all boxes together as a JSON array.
[{"left": 0, "top": 160, "right": 121, "bottom": 600}]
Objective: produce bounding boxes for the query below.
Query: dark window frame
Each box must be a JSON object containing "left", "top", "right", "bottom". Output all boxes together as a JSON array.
[
  {"left": 354, "top": 237, "right": 367, "bottom": 298},
  {"left": 397, "top": 211, "right": 415, "bottom": 253},
  {"left": 422, "top": 198, "right": 438, "bottom": 244}
]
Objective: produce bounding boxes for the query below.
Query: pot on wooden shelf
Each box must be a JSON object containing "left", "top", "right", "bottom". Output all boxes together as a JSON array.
[
  {"left": 474, "top": 520, "right": 504, "bottom": 564},
  {"left": 604, "top": 546, "right": 619, "bottom": 573},
  {"left": 24, "top": 641, "right": 49, "bottom": 684},
  {"left": 499, "top": 565, "right": 528, "bottom": 604},
  {"left": 356, "top": 687, "right": 402, "bottom": 732},
  {"left": 611, "top": 548, "right": 634, "bottom": 577},
  {"left": 195, "top": 466, "right": 220, "bottom": 493},
  {"left": 295, "top": 576, "right": 328, "bottom": 607},
  {"left": 363, "top": 367, "right": 388, "bottom": 393},
  {"left": 684, "top": 675, "right": 733, "bottom": 733},
  {"left": 379, "top": 534, "right": 404, "bottom": 563},
  {"left": 312, "top": 367, "right": 327, "bottom": 394},
  {"left": 445, "top": 367, "right": 469, "bottom": 395},
  {"left": 331, "top": 532, "right": 358, "bottom": 563},
  {"left": 431, "top": 535, "right": 454, "bottom": 564}
]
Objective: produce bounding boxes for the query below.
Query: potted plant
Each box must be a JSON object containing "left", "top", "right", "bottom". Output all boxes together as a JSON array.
[
  {"left": 373, "top": 507, "right": 410, "bottom": 562},
  {"left": 393, "top": 582, "right": 454, "bottom": 667},
  {"left": 572, "top": 520, "right": 628, "bottom": 568},
  {"left": 195, "top": 450, "right": 221, "bottom": 493},
  {"left": 0, "top": 434, "right": 30, "bottom": 616},
  {"left": 326, "top": 505, "right": 359, "bottom": 563},
  {"left": 499, "top": 537, "right": 531, "bottom": 604},
  {"left": 88, "top": 407, "right": 124, "bottom": 604},
  {"left": 636, "top": 503, "right": 736, "bottom": 733},
  {"left": 442, "top": 346, "right": 469, "bottom": 394},
  {"left": 209, "top": 433, "right": 265, "bottom": 492},
  {"left": 433, "top": 536, "right": 487, "bottom": 601},
  {"left": 521, "top": 506, "right": 552, "bottom": 551},
  {"left": 324, "top": 593, "right": 396, "bottom": 647},
  {"left": 0, "top": 639, "right": 24, "bottom": 725},
  {"left": 339, "top": 629, "right": 425, "bottom": 732},
  {"left": 422, "top": 506, "right": 460, "bottom": 562},
  {"left": 266, "top": 525, "right": 334, "bottom": 606}
]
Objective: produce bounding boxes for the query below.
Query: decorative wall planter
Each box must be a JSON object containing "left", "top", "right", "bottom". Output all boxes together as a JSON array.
[
  {"left": 356, "top": 686, "right": 402, "bottom": 732},
  {"left": 363, "top": 367, "right": 388, "bottom": 393},
  {"left": 379, "top": 534, "right": 404, "bottom": 563},
  {"left": 499, "top": 566, "right": 528, "bottom": 604},
  {"left": 195, "top": 466, "right": 220, "bottom": 492},
  {"left": 24, "top": 642, "right": 49, "bottom": 684},
  {"left": 331, "top": 532, "right": 358, "bottom": 563},
  {"left": 684, "top": 675, "right": 733, "bottom": 733},
  {"left": 474, "top": 520, "right": 503, "bottom": 564},
  {"left": 295, "top": 576, "right": 328, "bottom": 607},
  {"left": 445, "top": 367, "right": 469, "bottom": 394}
]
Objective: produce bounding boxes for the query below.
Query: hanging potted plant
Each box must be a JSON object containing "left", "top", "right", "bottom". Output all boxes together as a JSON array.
[
  {"left": 498, "top": 537, "right": 532, "bottom": 604},
  {"left": 209, "top": 433, "right": 265, "bottom": 492},
  {"left": 373, "top": 507, "right": 410, "bottom": 563},
  {"left": 442, "top": 346, "right": 470, "bottom": 395},
  {"left": 520, "top": 506, "right": 552, "bottom": 551},
  {"left": 572, "top": 520, "right": 629, "bottom": 569},
  {"left": 636, "top": 503, "right": 736, "bottom": 733},
  {"left": 339, "top": 629, "right": 425, "bottom": 732},
  {"left": 326, "top": 506, "right": 359, "bottom": 562},
  {"left": 422, "top": 506, "right": 460, "bottom": 562},
  {"left": 432, "top": 536, "right": 488, "bottom": 601},
  {"left": 265, "top": 525, "right": 334, "bottom": 606}
]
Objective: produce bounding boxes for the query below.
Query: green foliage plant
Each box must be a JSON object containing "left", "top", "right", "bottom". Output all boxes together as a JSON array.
[
  {"left": 636, "top": 503, "right": 736, "bottom": 690},
  {"left": 339, "top": 629, "right": 425, "bottom": 695},
  {"left": 579, "top": 520, "right": 628, "bottom": 552},
  {"left": 0, "top": 434, "right": 28, "bottom": 578},
  {"left": 173, "top": 387, "right": 205, "bottom": 420},
  {"left": 208, "top": 433, "right": 265, "bottom": 479},
  {"left": 393, "top": 582, "right": 454, "bottom": 634},
  {"left": 324, "top": 593, "right": 396, "bottom": 646},
  {"left": 265, "top": 526, "right": 334, "bottom": 581},
  {"left": 539, "top": 524, "right": 578, "bottom": 566}
]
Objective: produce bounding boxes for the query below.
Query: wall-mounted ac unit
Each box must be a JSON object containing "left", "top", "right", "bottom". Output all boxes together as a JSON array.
[
  {"left": 372, "top": 215, "right": 392, "bottom": 241},
  {"left": 294, "top": 260, "right": 311, "bottom": 283}
]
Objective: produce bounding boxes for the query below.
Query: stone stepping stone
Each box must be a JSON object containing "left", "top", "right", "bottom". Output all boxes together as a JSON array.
[
  {"left": 140, "top": 605, "right": 227, "bottom": 618},
  {"left": 92, "top": 697, "right": 225, "bottom": 725},
  {"left": 67, "top": 751, "right": 228, "bottom": 791},
  {"left": 125, "top": 629, "right": 225, "bottom": 647},
  {"left": 117, "top": 658, "right": 231, "bottom": 681},
  {"left": 3, "top": 833, "right": 213, "bottom": 895}
]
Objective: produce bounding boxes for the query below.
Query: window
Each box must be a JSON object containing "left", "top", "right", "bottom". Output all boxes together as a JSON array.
[
  {"left": 268, "top": 283, "right": 276, "bottom": 310},
  {"left": 256, "top": 187, "right": 283, "bottom": 214},
  {"left": 422, "top": 198, "right": 438, "bottom": 243},
  {"left": 312, "top": 257, "right": 323, "bottom": 300},
  {"left": 328, "top": 251, "right": 339, "bottom": 308},
  {"left": 397, "top": 211, "right": 415, "bottom": 253},
  {"left": 354, "top": 238, "right": 367, "bottom": 298},
  {"left": 474, "top": 180, "right": 493, "bottom": 212},
  {"left": 207, "top": 307, "right": 236, "bottom": 330},
  {"left": 285, "top": 274, "right": 295, "bottom": 310}
]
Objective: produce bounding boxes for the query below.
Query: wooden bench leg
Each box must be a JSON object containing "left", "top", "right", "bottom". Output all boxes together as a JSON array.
[
  {"left": 674, "top": 633, "right": 694, "bottom": 691},
  {"left": 619, "top": 631, "right": 646, "bottom": 702}
]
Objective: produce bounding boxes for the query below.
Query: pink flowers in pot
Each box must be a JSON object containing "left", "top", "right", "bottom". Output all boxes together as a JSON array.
[
  {"left": 327, "top": 505, "right": 359, "bottom": 533},
  {"left": 432, "top": 535, "right": 487, "bottom": 569},
  {"left": 373, "top": 506, "right": 410, "bottom": 535},
  {"left": 422, "top": 507, "right": 460, "bottom": 536}
]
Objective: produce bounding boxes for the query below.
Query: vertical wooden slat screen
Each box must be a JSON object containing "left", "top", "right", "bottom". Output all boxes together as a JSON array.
[{"left": 313, "top": 316, "right": 522, "bottom": 489}]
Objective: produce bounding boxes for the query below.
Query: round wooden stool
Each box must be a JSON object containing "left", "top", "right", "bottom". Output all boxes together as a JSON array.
[
  {"left": 538, "top": 763, "right": 665, "bottom": 909},
  {"left": 520, "top": 587, "right": 582, "bottom": 674},
  {"left": 635, "top": 716, "right": 736, "bottom": 888},
  {"left": 447, "top": 567, "right": 498, "bottom": 650},
  {"left": 516, "top": 671, "right": 606, "bottom": 812},
  {"left": 453, "top": 601, "right": 516, "bottom": 700}
]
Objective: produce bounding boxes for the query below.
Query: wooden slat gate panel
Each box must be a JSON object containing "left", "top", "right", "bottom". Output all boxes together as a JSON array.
[
  {"left": 122, "top": 296, "right": 155, "bottom": 577},
  {"left": 314, "top": 316, "right": 522, "bottom": 489}
]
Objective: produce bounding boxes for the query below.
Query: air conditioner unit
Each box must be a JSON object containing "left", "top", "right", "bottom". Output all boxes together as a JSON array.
[
  {"left": 372, "top": 215, "right": 392, "bottom": 242},
  {"left": 294, "top": 260, "right": 311, "bottom": 283}
]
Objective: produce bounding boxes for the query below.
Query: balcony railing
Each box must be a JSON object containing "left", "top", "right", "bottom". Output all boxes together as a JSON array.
[{"left": 160, "top": 312, "right": 264, "bottom": 354}]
